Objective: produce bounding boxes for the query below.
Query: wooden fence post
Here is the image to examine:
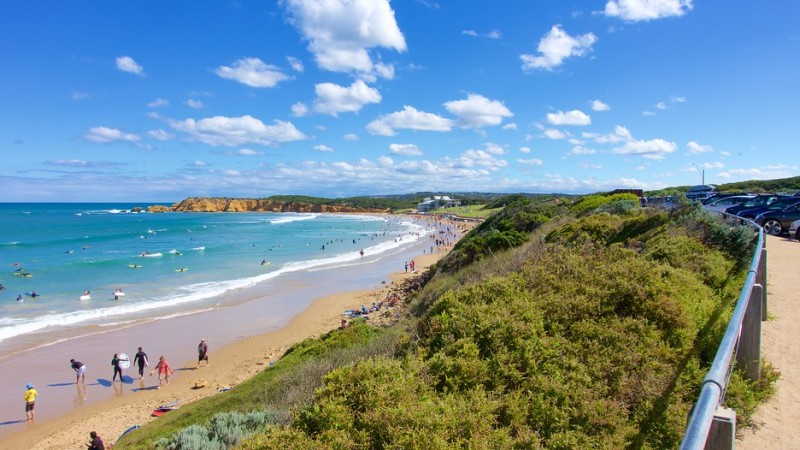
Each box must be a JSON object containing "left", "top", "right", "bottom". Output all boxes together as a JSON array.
[{"left": 737, "top": 284, "right": 762, "bottom": 381}]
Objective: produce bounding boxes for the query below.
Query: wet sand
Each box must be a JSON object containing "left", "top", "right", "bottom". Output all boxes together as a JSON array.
[{"left": 2, "top": 216, "right": 471, "bottom": 449}]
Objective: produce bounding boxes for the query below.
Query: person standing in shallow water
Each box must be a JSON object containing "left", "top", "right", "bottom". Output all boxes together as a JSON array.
[
  {"left": 70, "top": 359, "right": 86, "bottom": 384},
  {"left": 196, "top": 338, "right": 209, "bottom": 368}
]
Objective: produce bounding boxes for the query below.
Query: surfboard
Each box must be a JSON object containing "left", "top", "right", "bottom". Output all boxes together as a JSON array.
[
  {"left": 118, "top": 352, "right": 131, "bottom": 369},
  {"left": 174, "top": 267, "right": 189, "bottom": 272},
  {"left": 79, "top": 294, "right": 91, "bottom": 301},
  {"left": 113, "top": 290, "right": 125, "bottom": 297},
  {"left": 128, "top": 264, "right": 143, "bottom": 268},
  {"left": 114, "top": 425, "right": 141, "bottom": 445}
]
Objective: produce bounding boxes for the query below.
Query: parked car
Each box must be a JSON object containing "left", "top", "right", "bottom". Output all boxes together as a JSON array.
[
  {"left": 700, "top": 192, "right": 751, "bottom": 205},
  {"left": 724, "top": 194, "right": 785, "bottom": 216},
  {"left": 754, "top": 201, "right": 800, "bottom": 235},
  {"left": 702, "top": 195, "right": 756, "bottom": 213},
  {"left": 736, "top": 196, "right": 800, "bottom": 220},
  {"left": 790, "top": 219, "right": 800, "bottom": 240}
]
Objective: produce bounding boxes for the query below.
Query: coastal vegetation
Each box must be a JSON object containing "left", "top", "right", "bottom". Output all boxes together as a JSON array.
[{"left": 120, "top": 193, "right": 776, "bottom": 449}]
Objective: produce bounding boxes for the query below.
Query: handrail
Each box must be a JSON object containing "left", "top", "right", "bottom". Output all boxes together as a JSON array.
[{"left": 680, "top": 213, "right": 765, "bottom": 449}]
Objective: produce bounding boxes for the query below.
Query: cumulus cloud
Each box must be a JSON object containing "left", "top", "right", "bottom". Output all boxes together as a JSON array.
[
  {"left": 502, "top": 123, "right": 517, "bottom": 130},
  {"left": 313, "top": 79, "right": 382, "bottom": 115},
  {"left": 543, "top": 128, "right": 568, "bottom": 140},
  {"left": 366, "top": 106, "right": 454, "bottom": 136},
  {"left": 147, "top": 129, "right": 175, "bottom": 141},
  {"left": 186, "top": 99, "right": 204, "bottom": 109},
  {"left": 214, "top": 57, "right": 290, "bottom": 88},
  {"left": 169, "top": 115, "right": 307, "bottom": 146},
  {"left": 590, "top": 99, "right": 610, "bottom": 111},
  {"left": 458, "top": 149, "right": 508, "bottom": 170},
  {"left": 686, "top": 141, "right": 713, "bottom": 154},
  {"left": 343, "top": 133, "right": 359, "bottom": 141},
  {"left": 443, "top": 93, "right": 513, "bottom": 128},
  {"left": 314, "top": 144, "right": 334, "bottom": 152},
  {"left": 389, "top": 143, "right": 423, "bottom": 156},
  {"left": 291, "top": 102, "right": 309, "bottom": 117},
  {"left": 671, "top": 95, "right": 687, "bottom": 103},
  {"left": 235, "top": 148, "right": 264, "bottom": 156},
  {"left": 570, "top": 145, "right": 597, "bottom": 155},
  {"left": 518, "top": 158, "right": 543, "bottom": 165},
  {"left": 84, "top": 126, "right": 141, "bottom": 143},
  {"left": 655, "top": 101, "right": 668, "bottom": 110},
  {"left": 283, "top": 0, "right": 406, "bottom": 78},
  {"left": 613, "top": 138, "right": 677, "bottom": 159},
  {"left": 584, "top": 125, "right": 632, "bottom": 144},
  {"left": 580, "top": 162, "right": 603, "bottom": 169},
  {"left": 148, "top": 98, "right": 169, "bottom": 107},
  {"left": 519, "top": 146, "right": 531, "bottom": 154},
  {"left": 604, "top": 0, "right": 694, "bottom": 22},
  {"left": 546, "top": 109, "right": 591, "bottom": 126},
  {"left": 116, "top": 56, "right": 143, "bottom": 75},
  {"left": 520, "top": 25, "right": 597, "bottom": 71},
  {"left": 287, "top": 56, "right": 304, "bottom": 72}
]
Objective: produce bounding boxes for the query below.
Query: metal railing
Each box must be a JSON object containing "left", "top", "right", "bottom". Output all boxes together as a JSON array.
[{"left": 680, "top": 214, "right": 767, "bottom": 449}]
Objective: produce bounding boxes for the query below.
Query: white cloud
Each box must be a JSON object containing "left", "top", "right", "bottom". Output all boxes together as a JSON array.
[
  {"left": 642, "top": 111, "right": 656, "bottom": 116},
  {"left": 169, "top": 115, "right": 307, "bottom": 147},
  {"left": 585, "top": 125, "right": 632, "bottom": 143},
  {"left": 84, "top": 126, "right": 141, "bottom": 143},
  {"left": 235, "top": 148, "right": 264, "bottom": 156},
  {"left": 291, "top": 102, "right": 309, "bottom": 117},
  {"left": 546, "top": 109, "right": 591, "bottom": 126},
  {"left": 605, "top": 0, "right": 694, "bottom": 22},
  {"left": 443, "top": 93, "right": 513, "bottom": 128},
  {"left": 484, "top": 143, "right": 506, "bottom": 155},
  {"left": 147, "top": 129, "right": 175, "bottom": 141},
  {"left": 343, "top": 133, "right": 359, "bottom": 141},
  {"left": 287, "top": 56, "right": 304, "bottom": 72},
  {"left": 613, "top": 138, "right": 677, "bottom": 159},
  {"left": 671, "top": 95, "right": 687, "bottom": 103},
  {"left": 313, "top": 79, "right": 382, "bottom": 115},
  {"left": 116, "top": 56, "right": 143, "bottom": 75},
  {"left": 314, "top": 144, "right": 334, "bottom": 152},
  {"left": 568, "top": 138, "right": 584, "bottom": 145},
  {"left": 655, "top": 101, "right": 668, "bottom": 110},
  {"left": 214, "top": 57, "right": 290, "bottom": 88},
  {"left": 462, "top": 29, "right": 502, "bottom": 39},
  {"left": 686, "top": 141, "right": 713, "bottom": 154},
  {"left": 148, "top": 98, "right": 169, "bottom": 108},
  {"left": 519, "top": 146, "right": 531, "bottom": 154},
  {"left": 570, "top": 145, "right": 597, "bottom": 155},
  {"left": 458, "top": 149, "right": 508, "bottom": 170},
  {"left": 186, "top": 99, "right": 204, "bottom": 109},
  {"left": 193, "top": 160, "right": 208, "bottom": 166},
  {"left": 543, "top": 128, "right": 568, "bottom": 140},
  {"left": 71, "top": 91, "right": 89, "bottom": 100},
  {"left": 590, "top": 99, "right": 610, "bottom": 111},
  {"left": 487, "top": 30, "right": 502, "bottom": 39},
  {"left": 580, "top": 162, "right": 603, "bottom": 169},
  {"left": 222, "top": 170, "right": 241, "bottom": 176},
  {"left": 366, "top": 106, "right": 454, "bottom": 136},
  {"left": 717, "top": 165, "right": 798, "bottom": 180},
  {"left": 284, "top": 0, "right": 406, "bottom": 78},
  {"left": 502, "top": 123, "right": 517, "bottom": 130},
  {"left": 520, "top": 25, "right": 597, "bottom": 71},
  {"left": 389, "top": 143, "right": 423, "bottom": 156},
  {"left": 518, "top": 158, "right": 543, "bottom": 165},
  {"left": 720, "top": 150, "right": 731, "bottom": 157}
]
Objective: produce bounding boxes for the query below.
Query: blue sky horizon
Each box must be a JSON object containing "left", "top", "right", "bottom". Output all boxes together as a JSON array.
[{"left": 2, "top": 0, "right": 798, "bottom": 202}]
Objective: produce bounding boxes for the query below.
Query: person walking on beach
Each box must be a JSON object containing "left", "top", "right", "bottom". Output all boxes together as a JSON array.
[
  {"left": 70, "top": 359, "right": 86, "bottom": 384},
  {"left": 24, "top": 383, "right": 37, "bottom": 421},
  {"left": 87, "top": 431, "right": 105, "bottom": 450},
  {"left": 111, "top": 353, "right": 123, "bottom": 382},
  {"left": 134, "top": 346, "right": 148, "bottom": 380},
  {"left": 150, "top": 355, "right": 174, "bottom": 389},
  {"left": 196, "top": 338, "right": 209, "bottom": 368}
]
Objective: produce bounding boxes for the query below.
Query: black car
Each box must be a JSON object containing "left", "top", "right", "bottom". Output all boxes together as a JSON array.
[
  {"left": 726, "top": 194, "right": 793, "bottom": 217},
  {"left": 754, "top": 201, "right": 800, "bottom": 235},
  {"left": 737, "top": 196, "right": 799, "bottom": 220}
]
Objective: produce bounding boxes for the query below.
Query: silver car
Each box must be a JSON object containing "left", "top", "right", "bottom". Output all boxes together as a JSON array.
[
  {"left": 790, "top": 219, "right": 800, "bottom": 241},
  {"left": 702, "top": 195, "right": 756, "bottom": 214}
]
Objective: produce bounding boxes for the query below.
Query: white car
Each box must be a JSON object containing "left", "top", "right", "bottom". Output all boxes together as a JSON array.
[
  {"left": 790, "top": 219, "right": 800, "bottom": 241},
  {"left": 702, "top": 195, "right": 757, "bottom": 214}
]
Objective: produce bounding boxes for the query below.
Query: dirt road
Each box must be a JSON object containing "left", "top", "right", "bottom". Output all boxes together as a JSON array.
[{"left": 737, "top": 235, "right": 799, "bottom": 448}]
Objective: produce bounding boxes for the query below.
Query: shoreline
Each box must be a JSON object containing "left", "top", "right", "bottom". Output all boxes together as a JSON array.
[{"left": 3, "top": 216, "right": 471, "bottom": 449}]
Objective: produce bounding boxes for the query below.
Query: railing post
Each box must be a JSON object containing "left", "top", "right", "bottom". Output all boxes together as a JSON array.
[
  {"left": 737, "top": 283, "right": 763, "bottom": 381},
  {"left": 758, "top": 248, "right": 767, "bottom": 321},
  {"left": 705, "top": 407, "right": 736, "bottom": 450}
]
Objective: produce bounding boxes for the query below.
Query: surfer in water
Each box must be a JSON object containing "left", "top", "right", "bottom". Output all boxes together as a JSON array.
[
  {"left": 17, "top": 294, "right": 23, "bottom": 302},
  {"left": 114, "top": 288, "right": 123, "bottom": 300}
]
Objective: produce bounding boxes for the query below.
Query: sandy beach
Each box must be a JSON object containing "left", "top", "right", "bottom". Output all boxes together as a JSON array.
[{"left": 3, "top": 216, "right": 471, "bottom": 449}]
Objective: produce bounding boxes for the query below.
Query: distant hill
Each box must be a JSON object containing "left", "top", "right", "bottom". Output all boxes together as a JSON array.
[{"left": 648, "top": 175, "right": 800, "bottom": 195}]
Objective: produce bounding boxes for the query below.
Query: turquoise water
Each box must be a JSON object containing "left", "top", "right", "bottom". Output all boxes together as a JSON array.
[{"left": 0, "top": 203, "right": 427, "bottom": 349}]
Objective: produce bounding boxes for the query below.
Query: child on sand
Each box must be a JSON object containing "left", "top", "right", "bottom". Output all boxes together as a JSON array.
[
  {"left": 150, "top": 355, "right": 174, "bottom": 389},
  {"left": 24, "top": 383, "right": 37, "bottom": 421}
]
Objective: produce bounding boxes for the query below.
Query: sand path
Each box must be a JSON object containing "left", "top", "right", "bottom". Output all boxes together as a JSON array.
[{"left": 737, "top": 235, "right": 800, "bottom": 448}]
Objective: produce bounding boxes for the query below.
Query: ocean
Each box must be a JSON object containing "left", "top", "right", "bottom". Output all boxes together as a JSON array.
[{"left": 0, "top": 203, "right": 430, "bottom": 357}]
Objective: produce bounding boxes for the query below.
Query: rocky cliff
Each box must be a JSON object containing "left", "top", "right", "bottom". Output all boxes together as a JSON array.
[{"left": 147, "top": 197, "right": 386, "bottom": 213}]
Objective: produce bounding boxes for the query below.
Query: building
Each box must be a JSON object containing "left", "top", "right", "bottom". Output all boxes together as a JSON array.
[{"left": 417, "top": 195, "right": 461, "bottom": 212}]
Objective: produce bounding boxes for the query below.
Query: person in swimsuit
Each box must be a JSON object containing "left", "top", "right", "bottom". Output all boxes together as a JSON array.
[
  {"left": 70, "top": 359, "right": 86, "bottom": 384},
  {"left": 150, "top": 355, "right": 174, "bottom": 389}
]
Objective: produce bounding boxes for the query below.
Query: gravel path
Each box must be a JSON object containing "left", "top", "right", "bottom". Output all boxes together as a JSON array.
[{"left": 737, "top": 235, "right": 800, "bottom": 448}]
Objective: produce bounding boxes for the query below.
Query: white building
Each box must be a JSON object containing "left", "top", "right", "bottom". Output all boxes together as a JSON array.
[{"left": 417, "top": 195, "right": 461, "bottom": 212}]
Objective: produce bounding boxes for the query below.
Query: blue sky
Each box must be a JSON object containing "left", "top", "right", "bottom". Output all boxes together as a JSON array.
[{"left": 1, "top": 0, "right": 798, "bottom": 202}]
